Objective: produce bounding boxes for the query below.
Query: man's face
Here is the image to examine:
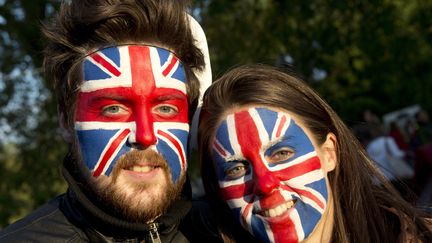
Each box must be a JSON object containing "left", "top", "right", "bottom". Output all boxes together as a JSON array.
[
  {"left": 74, "top": 45, "right": 189, "bottom": 221},
  {"left": 211, "top": 107, "right": 330, "bottom": 243}
]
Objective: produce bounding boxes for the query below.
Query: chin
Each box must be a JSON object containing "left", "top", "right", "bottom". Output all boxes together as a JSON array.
[
  {"left": 79, "top": 148, "right": 187, "bottom": 222},
  {"left": 114, "top": 170, "right": 172, "bottom": 208},
  {"left": 92, "top": 168, "right": 186, "bottom": 222}
]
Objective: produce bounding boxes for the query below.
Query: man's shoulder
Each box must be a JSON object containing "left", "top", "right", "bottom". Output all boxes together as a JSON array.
[{"left": 0, "top": 194, "right": 87, "bottom": 242}]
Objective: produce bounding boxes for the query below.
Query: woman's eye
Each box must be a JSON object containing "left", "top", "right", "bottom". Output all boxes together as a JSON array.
[
  {"left": 268, "top": 149, "right": 294, "bottom": 163},
  {"left": 225, "top": 163, "right": 248, "bottom": 180},
  {"left": 102, "top": 105, "right": 127, "bottom": 116},
  {"left": 154, "top": 105, "right": 178, "bottom": 117}
]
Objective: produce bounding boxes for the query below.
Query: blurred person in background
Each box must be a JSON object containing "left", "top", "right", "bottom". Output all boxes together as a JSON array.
[
  {"left": 365, "top": 123, "right": 413, "bottom": 183},
  {"left": 389, "top": 120, "right": 410, "bottom": 153}
]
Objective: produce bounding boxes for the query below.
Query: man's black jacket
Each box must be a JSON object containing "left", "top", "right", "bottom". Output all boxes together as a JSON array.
[{"left": 0, "top": 155, "right": 222, "bottom": 242}]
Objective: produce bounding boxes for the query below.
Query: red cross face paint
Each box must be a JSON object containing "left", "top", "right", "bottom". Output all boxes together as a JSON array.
[
  {"left": 74, "top": 45, "right": 189, "bottom": 184},
  {"left": 211, "top": 107, "right": 329, "bottom": 243}
]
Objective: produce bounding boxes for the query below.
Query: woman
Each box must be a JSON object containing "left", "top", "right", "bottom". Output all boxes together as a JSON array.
[{"left": 198, "top": 64, "right": 431, "bottom": 243}]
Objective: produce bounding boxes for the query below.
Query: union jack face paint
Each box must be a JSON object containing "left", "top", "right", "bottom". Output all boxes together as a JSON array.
[
  {"left": 212, "top": 107, "right": 328, "bottom": 243},
  {"left": 75, "top": 45, "right": 189, "bottom": 183}
]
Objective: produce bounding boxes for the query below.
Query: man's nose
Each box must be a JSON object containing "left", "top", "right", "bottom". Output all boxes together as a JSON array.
[
  {"left": 253, "top": 167, "right": 279, "bottom": 196},
  {"left": 132, "top": 109, "right": 157, "bottom": 147}
]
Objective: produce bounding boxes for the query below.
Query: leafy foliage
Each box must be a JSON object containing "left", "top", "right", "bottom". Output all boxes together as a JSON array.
[
  {"left": 0, "top": 0, "right": 66, "bottom": 227},
  {"left": 198, "top": 0, "right": 432, "bottom": 123}
]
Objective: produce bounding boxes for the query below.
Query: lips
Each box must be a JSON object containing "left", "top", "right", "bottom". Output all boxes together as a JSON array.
[
  {"left": 121, "top": 163, "right": 164, "bottom": 181},
  {"left": 115, "top": 149, "right": 168, "bottom": 172},
  {"left": 128, "top": 165, "right": 159, "bottom": 173},
  {"left": 259, "top": 200, "right": 296, "bottom": 218}
]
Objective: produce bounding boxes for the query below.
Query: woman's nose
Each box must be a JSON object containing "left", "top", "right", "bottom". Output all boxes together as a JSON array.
[{"left": 253, "top": 168, "right": 279, "bottom": 196}]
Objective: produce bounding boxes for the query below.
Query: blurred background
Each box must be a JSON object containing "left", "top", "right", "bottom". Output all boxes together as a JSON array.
[{"left": 1, "top": 0, "right": 431, "bottom": 227}]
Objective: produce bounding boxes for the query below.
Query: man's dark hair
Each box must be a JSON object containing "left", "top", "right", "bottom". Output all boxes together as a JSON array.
[{"left": 42, "top": 0, "right": 204, "bottom": 133}]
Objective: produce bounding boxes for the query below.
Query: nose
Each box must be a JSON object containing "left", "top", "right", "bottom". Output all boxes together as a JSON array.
[
  {"left": 253, "top": 168, "right": 279, "bottom": 196},
  {"left": 132, "top": 107, "right": 157, "bottom": 147}
]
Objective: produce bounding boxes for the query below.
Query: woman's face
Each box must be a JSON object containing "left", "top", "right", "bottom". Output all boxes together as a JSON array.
[{"left": 210, "top": 106, "right": 336, "bottom": 243}]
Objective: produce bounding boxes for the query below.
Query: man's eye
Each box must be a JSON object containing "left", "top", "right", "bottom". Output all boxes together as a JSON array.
[
  {"left": 102, "top": 105, "right": 128, "bottom": 116},
  {"left": 268, "top": 148, "right": 294, "bottom": 164},
  {"left": 225, "top": 163, "right": 248, "bottom": 180},
  {"left": 153, "top": 105, "right": 178, "bottom": 117}
]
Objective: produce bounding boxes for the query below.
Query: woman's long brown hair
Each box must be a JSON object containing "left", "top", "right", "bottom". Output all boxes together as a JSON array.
[{"left": 198, "top": 64, "right": 432, "bottom": 242}]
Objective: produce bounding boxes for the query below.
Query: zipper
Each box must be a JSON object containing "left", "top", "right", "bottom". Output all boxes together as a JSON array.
[{"left": 147, "top": 222, "right": 161, "bottom": 243}]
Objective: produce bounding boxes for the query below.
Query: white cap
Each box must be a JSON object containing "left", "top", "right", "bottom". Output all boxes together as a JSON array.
[{"left": 188, "top": 14, "right": 212, "bottom": 151}]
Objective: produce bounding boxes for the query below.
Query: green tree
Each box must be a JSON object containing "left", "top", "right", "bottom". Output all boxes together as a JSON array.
[
  {"left": 0, "top": 0, "right": 66, "bottom": 227},
  {"left": 198, "top": 0, "right": 432, "bottom": 122}
]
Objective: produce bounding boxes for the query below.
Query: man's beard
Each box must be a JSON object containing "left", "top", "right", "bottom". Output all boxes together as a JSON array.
[{"left": 72, "top": 144, "right": 186, "bottom": 223}]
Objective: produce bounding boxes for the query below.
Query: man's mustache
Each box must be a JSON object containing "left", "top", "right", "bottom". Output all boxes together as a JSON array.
[{"left": 110, "top": 149, "right": 170, "bottom": 181}]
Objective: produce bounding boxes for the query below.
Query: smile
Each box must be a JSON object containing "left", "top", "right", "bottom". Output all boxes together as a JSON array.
[
  {"left": 260, "top": 200, "right": 296, "bottom": 218},
  {"left": 128, "top": 165, "right": 159, "bottom": 173},
  {"left": 122, "top": 163, "right": 164, "bottom": 181}
]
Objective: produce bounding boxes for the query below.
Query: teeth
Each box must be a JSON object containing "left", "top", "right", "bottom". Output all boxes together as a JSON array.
[
  {"left": 268, "top": 208, "right": 276, "bottom": 217},
  {"left": 275, "top": 204, "right": 285, "bottom": 216},
  {"left": 286, "top": 200, "right": 294, "bottom": 208},
  {"left": 131, "top": 165, "right": 153, "bottom": 173},
  {"left": 262, "top": 201, "right": 295, "bottom": 218}
]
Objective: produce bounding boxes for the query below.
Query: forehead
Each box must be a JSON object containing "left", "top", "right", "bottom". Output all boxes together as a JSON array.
[
  {"left": 215, "top": 106, "right": 304, "bottom": 134},
  {"left": 80, "top": 45, "right": 187, "bottom": 95},
  {"left": 213, "top": 106, "right": 315, "bottom": 150}
]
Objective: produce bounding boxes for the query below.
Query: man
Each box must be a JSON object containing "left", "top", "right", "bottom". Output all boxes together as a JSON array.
[{"left": 0, "top": 0, "right": 215, "bottom": 242}]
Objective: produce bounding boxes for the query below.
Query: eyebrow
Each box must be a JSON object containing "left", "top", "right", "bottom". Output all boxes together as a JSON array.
[
  {"left": 261, "top": 135, "right": 296, "bottom": 151},
  {"left": 89, "top": 94, "right": 128, "bottom": 102},
  {"left": 225, "top": 156, "right": 246, "bottom": 163},
  {"left": 261, "top": 137, "right": 284, "bottom": 151},
  {"left": 155, "top": 94, "right": 186, "bottom": 101}
]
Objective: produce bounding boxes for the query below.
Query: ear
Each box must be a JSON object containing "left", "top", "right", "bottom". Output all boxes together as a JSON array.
[
  {"left": 320, "top": 133, "right": 337, "bottom": 172},
  {"left": 58, "top": 106, "right": 73, "bottom": 143}
]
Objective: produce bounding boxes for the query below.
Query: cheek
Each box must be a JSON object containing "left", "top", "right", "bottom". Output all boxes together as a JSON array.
[
  {"left": 154, "top": 127, "right": 189, "bottom": 182},
  {"left": 76, "top": 128, "right": 133, "bottom": 177},
  {"left": 271, "top": 154, "right": 323, "bottom": 183}
]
